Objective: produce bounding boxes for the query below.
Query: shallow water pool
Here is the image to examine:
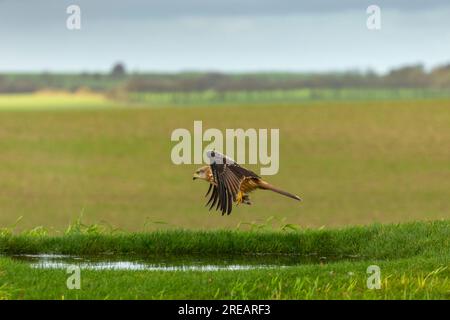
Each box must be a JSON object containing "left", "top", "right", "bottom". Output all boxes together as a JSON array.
[{"left": 6, "top": 253, "right": 360, "bottom": 272}]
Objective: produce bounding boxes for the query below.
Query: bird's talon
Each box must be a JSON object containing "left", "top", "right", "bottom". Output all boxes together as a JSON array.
[{"left": 236, "top": 191, "right": 243, "bottom": 205}]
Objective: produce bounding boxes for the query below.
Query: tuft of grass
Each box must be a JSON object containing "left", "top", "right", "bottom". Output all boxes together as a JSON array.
[
  {"left": 0, "top": 217, "right": 24, "bottom": 237},
  {"left": 64, "top": 215, "right": 122, "bottom": 236}
]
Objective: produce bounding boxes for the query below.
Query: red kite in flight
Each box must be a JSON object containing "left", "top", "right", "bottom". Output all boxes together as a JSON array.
[{"left": 193, "top": 150, "right": 301, "bottom": 215}]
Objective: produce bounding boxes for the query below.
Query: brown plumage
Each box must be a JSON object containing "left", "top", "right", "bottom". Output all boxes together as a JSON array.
[{"left": 192, "top": 150, "right": 301, "bottom": 215}]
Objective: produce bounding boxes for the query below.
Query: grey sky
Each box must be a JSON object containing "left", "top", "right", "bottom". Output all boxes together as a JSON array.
[{"left": 0, "top": 0, "right": 449, "bottom": 73}]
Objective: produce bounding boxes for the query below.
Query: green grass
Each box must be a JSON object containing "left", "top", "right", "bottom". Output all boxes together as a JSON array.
[
  {"left": 0, "top": 255, "right": 449, "bottom": 299},
  {"left": 0, "top": 220, "right": 448, "bottom": 258},
  {"left": 0, "top": 220, "right": 448, "bottom": 299}
]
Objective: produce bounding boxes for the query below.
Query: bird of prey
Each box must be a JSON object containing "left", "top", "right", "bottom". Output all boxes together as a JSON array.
[{"left": 192, "top": 150, "right": 301, "bottom": 215}]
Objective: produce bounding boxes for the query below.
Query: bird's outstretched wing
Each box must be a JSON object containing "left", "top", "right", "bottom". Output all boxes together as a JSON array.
[{"left": 205, "top": 150, "right": 259, "bottom": 215}]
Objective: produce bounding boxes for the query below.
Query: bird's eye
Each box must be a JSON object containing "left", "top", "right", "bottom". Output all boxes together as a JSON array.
[{"left": 211, "top": 151, "right": 215, "bottom": 157}]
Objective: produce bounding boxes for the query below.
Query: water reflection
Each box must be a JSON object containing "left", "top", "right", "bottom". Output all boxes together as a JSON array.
[
  {"left": 31, "top": 260, "right": 284, "bottom": 271},
  {"left": 7, "top": 252, "right": 360, "bottom": 272}
]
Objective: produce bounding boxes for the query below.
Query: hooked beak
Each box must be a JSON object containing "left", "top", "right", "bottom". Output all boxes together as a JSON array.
[{"left": 192, "top": 173, "right": 199, "bottom": 180}]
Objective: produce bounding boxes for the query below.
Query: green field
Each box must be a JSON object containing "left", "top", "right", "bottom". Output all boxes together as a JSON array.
[
  {"left": 128, "top": 88, "right": 450, "bottom": 106},
  {"left": 0, "top": 94, "right": 449, "bottom": 231},
  {"left": 0, "top": 220, "right": 449, "bottom": 299}
]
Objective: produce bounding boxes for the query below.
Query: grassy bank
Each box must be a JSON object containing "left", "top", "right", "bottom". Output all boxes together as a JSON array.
[
  {"left": 0, "top": 220, "right": 449, "bottom": 299},
  {"left": 0, "top": 220, "right": 449, "bottom": 258}
]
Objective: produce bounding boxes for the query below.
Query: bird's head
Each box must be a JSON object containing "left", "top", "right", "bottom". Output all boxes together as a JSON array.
[{"left": 193, "top": 166, "right": 211, "bottom": 181}]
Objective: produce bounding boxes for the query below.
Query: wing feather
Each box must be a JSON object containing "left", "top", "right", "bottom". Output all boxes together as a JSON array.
[
  {"left": 206, "top": 186, "right": 218, "bottom": 208},
  {"left": 204, "top": 150, "right": 260, "bottom": 215},
  {"left": 205, "top": 183, "right": 212, "bottom": 197}
]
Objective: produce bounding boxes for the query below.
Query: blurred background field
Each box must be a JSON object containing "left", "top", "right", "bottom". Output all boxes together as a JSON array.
[
  {"left": 0, "top": 92, "right": 117, "bottom": 111},
  {"left": 0, "top": 82, "right": 449, "bottom": 231}
]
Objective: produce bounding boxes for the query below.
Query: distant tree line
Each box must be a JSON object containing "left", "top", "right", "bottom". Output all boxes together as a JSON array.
[{"left": 1, "top": 63, "right": 449, "bottom": 93}]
